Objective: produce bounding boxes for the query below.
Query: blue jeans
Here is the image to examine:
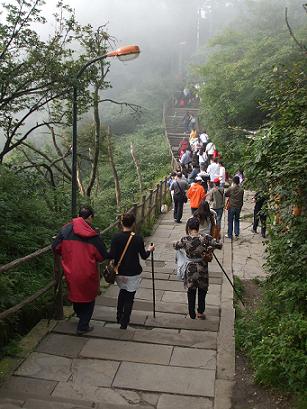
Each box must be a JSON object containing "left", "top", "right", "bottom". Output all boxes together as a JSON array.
[
  {"left": 214, "top": 208, "right": 223, "bottom": 227},
  {"left": 228, "top": 207, "right": 241, "bottom": 238}
]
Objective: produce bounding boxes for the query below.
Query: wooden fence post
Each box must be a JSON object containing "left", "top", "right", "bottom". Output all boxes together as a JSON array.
[
  {"left": 53, "top": 256, "right": 64, "bottom": 320},
  {"left": 155, "top": 184, "right": 160, "bottom": 216},
  {"left": 141, "top": 194, "right": 146, "bottom": 223},
  {"left": 148, "top": 189, "right": 153, "bottom": 220},
  {"left": 159, "top": 180, "right": 163, "bottom": 212}
]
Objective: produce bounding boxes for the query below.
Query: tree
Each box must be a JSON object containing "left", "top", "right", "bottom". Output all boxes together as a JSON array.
[{"left": 0, "top": 0, "right": 84, "bottom": 162}]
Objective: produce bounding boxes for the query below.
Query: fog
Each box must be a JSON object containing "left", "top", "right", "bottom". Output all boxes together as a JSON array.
[{"left": 0, "top": 0, "right": 304, "bottom": 149}]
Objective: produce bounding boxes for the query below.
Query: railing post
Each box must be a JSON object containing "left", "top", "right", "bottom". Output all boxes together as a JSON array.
[
  {"left": 163, "top": 177, "right": 168, "bottom": 201},
  {"left": 155, "top": 184, "right": 160, "bottom": 216},
  {"left": 148, "top": 189, "right": 153, "bottom": 220},
  {"left": 159, "top": 180, "right": 163, "bottom": 213},
  {"left": 132, "top": 202, "right": 139, "bottom": 232},
  {"left": 141, "top": 194, "right": 146, "bottom": 223},
  {"left": 53, "top": 256, "right": 64, "bottom": 320}
]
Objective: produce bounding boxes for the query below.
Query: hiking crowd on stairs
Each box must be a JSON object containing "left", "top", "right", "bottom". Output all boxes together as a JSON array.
[{"left": 167, "top": 93, "right": 267, "bottom": 242}]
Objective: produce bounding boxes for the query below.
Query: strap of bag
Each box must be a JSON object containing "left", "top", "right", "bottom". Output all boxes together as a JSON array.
[
  {"left": 177, "top": 182, "right": 185, "bottom": 195},
  {"left": 116, "top": 232, "right": 135, "bottom": 271}
]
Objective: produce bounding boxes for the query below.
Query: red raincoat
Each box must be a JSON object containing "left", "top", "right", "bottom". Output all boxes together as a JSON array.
[{"left": 52, "top": 217, "right": 108, "bottom": 302}]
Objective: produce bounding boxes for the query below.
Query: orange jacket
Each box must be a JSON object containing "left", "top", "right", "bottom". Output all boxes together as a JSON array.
[{"left": 187, "top": 183, "right": 206, "bottom": 209}]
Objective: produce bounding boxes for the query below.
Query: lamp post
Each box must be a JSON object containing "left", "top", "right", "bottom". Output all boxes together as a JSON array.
[{"left": 71, "top": 45, "right": 140, "bottom": 217}]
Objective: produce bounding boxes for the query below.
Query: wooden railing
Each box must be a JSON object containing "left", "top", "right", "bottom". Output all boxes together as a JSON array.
[{"left": 0, "top": 176, "right": 172, "bottom": 322}]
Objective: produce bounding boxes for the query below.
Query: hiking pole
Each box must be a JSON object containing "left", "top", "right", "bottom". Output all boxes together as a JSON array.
[
  {"left": 150, "top": 243, "right": 156, "bottom": 318},
  {"left": 213, "top": 252, "right": 245, "bottom": 307}
]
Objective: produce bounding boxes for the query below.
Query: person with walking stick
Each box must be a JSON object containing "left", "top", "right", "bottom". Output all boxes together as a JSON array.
[
  {"left": 174, "top": 217, "right": 222, "bottom": 320},
  {"left": 109, "top": 213, "right": 154, "bottom": 329}
]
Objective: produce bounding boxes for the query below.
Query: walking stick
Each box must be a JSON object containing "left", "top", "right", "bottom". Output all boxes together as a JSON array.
[
  {"left": 213, "top": 252, "right": 245, "bottom": 308},
  {"left": 150, "top": 243, "right": 156, "bottom": 318}
]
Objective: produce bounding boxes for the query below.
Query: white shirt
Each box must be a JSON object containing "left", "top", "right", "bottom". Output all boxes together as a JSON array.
[
  {"left": 199, "top": 133, "right": 208, "bottom": 144},
  {"left": 207, "top": 162, "right": 220, "bottom": 181},
  {"left": 206, "top": 142, "right": 215, "bottom": 155},
  {"left": 197, "top": 151, "right": 208, "bottom": 164},
  {"left": 219, "top": 166, "right": 226, "bottom": 184}
]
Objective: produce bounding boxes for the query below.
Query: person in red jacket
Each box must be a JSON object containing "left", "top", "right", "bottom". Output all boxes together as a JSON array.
[
  {"left": 52, "top": 206, "right": 109, "bottom": 335},
  {"left": 187, "top": 176, "right": 206, "bottom": 214}
]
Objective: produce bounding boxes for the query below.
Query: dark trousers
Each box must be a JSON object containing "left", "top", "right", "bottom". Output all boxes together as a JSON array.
[
  {"left": 187, "top": 287, "right": 207, "bottom": 319},
  {"left": 117, "top": 289, "right": 136, "bottom": 329},
  {"left": 73, "top": 300, "right": 95, "bottom": 332},
  {"left": 174, "top": 197, "right": 184, "bottom": 222},
  {"left": 191, "top": 207, "right": 198, "bottom": 215},
  {"left": 253, "top": 210, "right": 267, "bottom": 237}
]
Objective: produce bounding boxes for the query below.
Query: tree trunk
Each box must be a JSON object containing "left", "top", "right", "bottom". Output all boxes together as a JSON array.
[
  {"left": 106, "top": 127, "right": 121, "bottom": 209},
  {"left": 130, "top": 142, "right": 143, "bottom": 193},
  {"left": 86, "top": 85, "right": 100, "bottom": 198}
]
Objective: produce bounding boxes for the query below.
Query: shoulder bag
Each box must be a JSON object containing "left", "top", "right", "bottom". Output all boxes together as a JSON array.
[
  {"left": 103, "top": 232, "right": 135, "bottom": 284},
  {"left": 176, "top": 182, "right": 188, "bottom": 203}
]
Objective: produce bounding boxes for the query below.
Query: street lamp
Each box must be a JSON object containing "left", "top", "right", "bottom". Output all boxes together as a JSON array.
[{"left": 71, "top": 45, "right": 140, "bottom": 217}]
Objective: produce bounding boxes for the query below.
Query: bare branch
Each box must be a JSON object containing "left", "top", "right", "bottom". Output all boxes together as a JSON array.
[
  {"left": 106, "top": 126, "right": 121, "bottom": 209},
  {"left": 130, "top": 142, "right": 143, "bottom": 193},
  {"left": 47, "top": 124, "right": 72, "bottom": 175},
  {"left": 99, "top": 98, "right": 144, "bottom": 114},
  {"left": 20, "top": 141, "right": 71, "bottom": 181},
  {"left": 285, "top": 7, "right": 307, "bottom": 54}
]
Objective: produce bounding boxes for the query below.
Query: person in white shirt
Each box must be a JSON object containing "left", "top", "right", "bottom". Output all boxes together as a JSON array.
[
  {"left": 199, "top": 131, "right": 209, "bottom": 144},
  {"left": 205, "top": 140, "right": 215, "bottom": 160},
  {"left": 207, "top": 158, "right": 220, "bottom": 187},
  {"left": 197, "top": 147, "right": 208, "bottom": 169},
  {"left": 219, "top": 161, "right": 226, "bottom": 188}
]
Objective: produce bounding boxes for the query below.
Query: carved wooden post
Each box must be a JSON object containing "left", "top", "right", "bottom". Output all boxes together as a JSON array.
[
  {"left": 148, "top": 189, "right": 153, "bottom": 220},
  {"left": 53, "top": 255, "right": 64, "bottom": 320},
  {"left": 132, "top": 202, "right": 139, "bottom": 232},
  {"left": 155, "top": 184, "right": 160, "bottom": 216},
  {"left": 163, "top": 176, "right": 168, "bottom": 202},
  {"left": 159, "top": 180, "right": 163, "bottom": 212},
  {"left": 141, "top": 194, "right": 146, "bottom": 223}
]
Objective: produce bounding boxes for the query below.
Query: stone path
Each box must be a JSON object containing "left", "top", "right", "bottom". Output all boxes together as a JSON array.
[
  {"left": 231, "top": 191, "right": 268, "bottom": 280},
  {"left": 0, "top": 205, "right": 235, "bottom": 409}
]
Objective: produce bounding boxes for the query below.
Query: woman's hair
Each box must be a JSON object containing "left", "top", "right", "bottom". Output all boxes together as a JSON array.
[
  {"left": 194, "top": 200, "right": 211, "bottom": 225},
  {"left": 121, "top": 212, "right": 136, "bottom": 228},
  {"left": 186, "top": 217, "right": 200, "bottom": 234}
]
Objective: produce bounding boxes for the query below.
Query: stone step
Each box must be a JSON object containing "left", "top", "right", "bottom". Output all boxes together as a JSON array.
[
  {"left": 0, "top": 390, "right": 151, "bottom": 409},
  {"left": 53, "top": 321, "right": 217, "bottom": 349},
  {"left": 96, "top": 295, "right": 220, "bottom": 316}
]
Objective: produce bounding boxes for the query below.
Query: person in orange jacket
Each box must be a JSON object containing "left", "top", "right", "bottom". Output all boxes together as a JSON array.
[{"left": 187, "top": 176, "right": 206, "bottom": 214}]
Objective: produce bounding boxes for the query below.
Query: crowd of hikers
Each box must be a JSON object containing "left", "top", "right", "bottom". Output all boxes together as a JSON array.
[{"left": 52, "top": 98, "right": 268, "bottom": 333}]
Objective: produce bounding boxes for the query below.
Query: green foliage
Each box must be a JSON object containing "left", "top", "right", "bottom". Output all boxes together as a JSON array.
[
  {"left": 197, "top": 0, "right": 307, "bottom": 173},
  {"left": 198, "top": 0, "right": 307, "bottom": 398}
]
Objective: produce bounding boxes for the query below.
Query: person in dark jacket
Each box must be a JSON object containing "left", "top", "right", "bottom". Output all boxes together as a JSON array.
[
  {"left": 109, "top": 213, "right": 155, "bottom": 329},
  {"left": 225, "top": 176, "right": 244, "bottom": 239},
  {"left": 252, "top": 191, "right": 267, "bottom": 238},
  {"left": 52, "top": 206, "right": 109, "bottom": 335}
]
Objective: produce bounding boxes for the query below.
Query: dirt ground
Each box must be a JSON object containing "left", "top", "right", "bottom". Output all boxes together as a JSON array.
[{"left": 231, "top": 280, "right": 294, "bottom": 409}]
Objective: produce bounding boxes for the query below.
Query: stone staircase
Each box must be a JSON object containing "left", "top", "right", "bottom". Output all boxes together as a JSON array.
[
  {"left": 0, "top": 103, "right": 235, "bottom": 409},
  {"left": 164, "top": 106, "right": 199, "bottom": 157},
  {"left": 0, "top": 206, "right": 234, "bottom": 409}
]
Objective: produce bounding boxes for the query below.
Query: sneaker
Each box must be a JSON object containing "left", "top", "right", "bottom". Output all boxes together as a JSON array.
[
  {"left": 235, "top": 235, "right": 239, "bottom": 240},
  {"left": 225, "top": 234, "right": 232, "bottom": 239},
  {"left": 251, "top": 228, "right": 257, "bottom": 233},
  {"left": 196, "top": 312, "right": 206, "bottom": 320},
  {"left": 175, "top": 220, "right": 182, "bottom": 224},
  {"left": 77, "top": 326, "right": 94, "bottom": 336}
]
